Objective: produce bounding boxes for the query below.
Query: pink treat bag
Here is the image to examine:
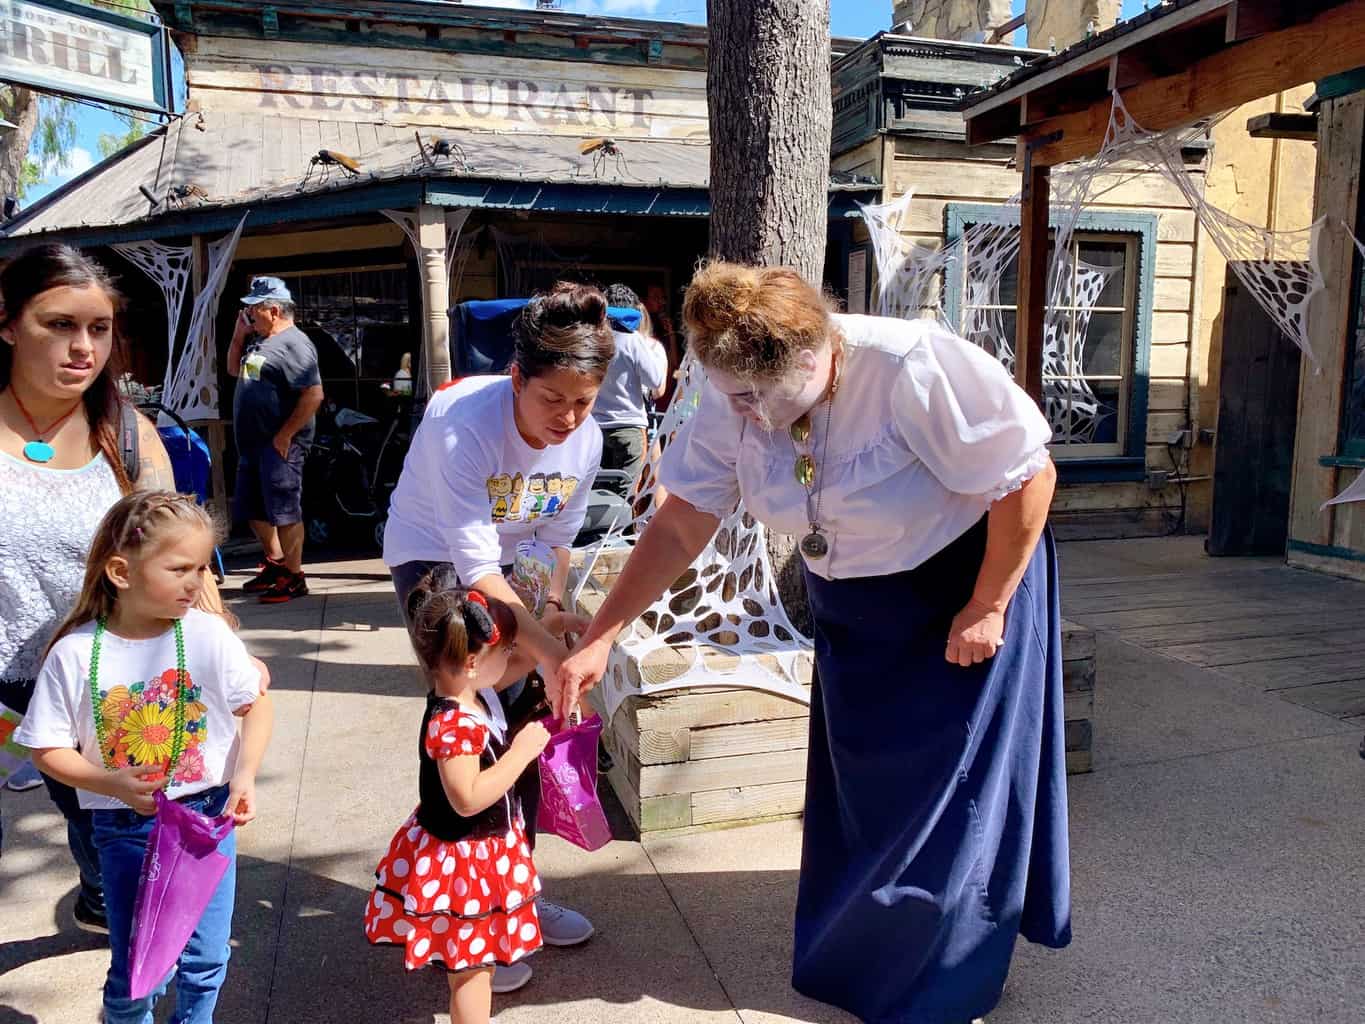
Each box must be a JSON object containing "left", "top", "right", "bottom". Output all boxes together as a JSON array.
[
  {"left": 128, "top": 792, "right": 235, "bottom": 999},
  {"left": 537, "top": 715, "right": 612, "bottom": 852}
]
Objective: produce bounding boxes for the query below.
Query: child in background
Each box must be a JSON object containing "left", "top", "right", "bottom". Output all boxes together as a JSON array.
[
  {"left": 366, "top": 571, "right": 550, "bottom": 1024},
  {"left": 16, "top": 491, "right": 273, "bottom": 1024}
]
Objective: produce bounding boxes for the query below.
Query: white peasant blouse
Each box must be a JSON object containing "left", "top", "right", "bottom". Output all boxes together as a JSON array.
[{"left": 659, "top": 314, "right": 1053, "bottom": 581}]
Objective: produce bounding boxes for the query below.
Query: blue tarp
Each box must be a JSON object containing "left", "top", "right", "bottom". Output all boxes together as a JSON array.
[{"left": 449, "top": 299, "right": 643, "bottom": 377}]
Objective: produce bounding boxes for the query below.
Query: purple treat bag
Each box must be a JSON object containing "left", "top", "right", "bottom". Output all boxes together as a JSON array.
[
  {"left": 537, "top": 715, "right": 612, "bottom": 852},
  {"left": 127, "top": 791, "right": 235, "bottom": 999}
]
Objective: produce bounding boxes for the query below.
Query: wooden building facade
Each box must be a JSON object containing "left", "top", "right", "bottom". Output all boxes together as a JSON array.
[{"left": 832, "top": 32, "right": 1217, "bottom": 540}]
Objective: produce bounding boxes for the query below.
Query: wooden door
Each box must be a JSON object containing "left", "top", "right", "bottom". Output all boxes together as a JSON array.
[{"left": 1207, "top": 264, "right": 1304, "bottom": 556}]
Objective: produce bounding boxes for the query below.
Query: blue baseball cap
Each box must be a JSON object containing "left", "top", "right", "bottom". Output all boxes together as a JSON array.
[{"left": 241, "top": 276, "right": 293, "bottom": 305}]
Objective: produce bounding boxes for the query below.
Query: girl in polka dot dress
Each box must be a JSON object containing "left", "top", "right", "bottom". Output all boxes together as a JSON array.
[{"left": 366, "top": 573, "right": 551, "bottom": 1024}]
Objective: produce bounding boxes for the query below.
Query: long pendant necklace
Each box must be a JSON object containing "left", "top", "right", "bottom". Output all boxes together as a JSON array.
[
  {"left": 790, "top": 348, "right": 842, "bottom": 560},
  {"left": 8, "top": 389, "right": 83, "bottom": 464},
  {"left": 89, "top": 617, "right": 189, "bottom": 787}
]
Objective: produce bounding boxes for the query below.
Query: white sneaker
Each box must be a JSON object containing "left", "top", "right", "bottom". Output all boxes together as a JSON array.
[
  {"left": 536, "top": 897, "right": 594, "bottom": 947},
  {"left": 491, "top": 960, "right": 532, "bottom": 993}
]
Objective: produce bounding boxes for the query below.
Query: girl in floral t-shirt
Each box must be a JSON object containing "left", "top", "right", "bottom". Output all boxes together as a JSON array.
[
  {"left": 17, "top": 491, "right": 273, "bottom": 1024},
  {"left": 366, "top": 570, "right": 550, "bottom": 1024}
]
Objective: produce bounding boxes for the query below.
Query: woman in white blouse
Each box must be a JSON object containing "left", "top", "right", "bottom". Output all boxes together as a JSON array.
[{"left": 557, "top": 262, "right": 1072, "bottom": 1024}]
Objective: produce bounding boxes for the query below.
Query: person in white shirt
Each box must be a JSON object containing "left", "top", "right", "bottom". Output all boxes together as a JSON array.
[
  {"left": 557, "top": 262, "right": 1071, "bottom": 1024},
  {"left": 592, "top": 284, "right": 667, "bottom": 498},
  {"left": 383, "top": 282, "right": 611, "bottom": 991}
]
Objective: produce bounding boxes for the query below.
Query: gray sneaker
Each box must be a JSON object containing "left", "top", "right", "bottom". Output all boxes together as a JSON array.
[
  {"left": 536, "top": 897, "right": 594, "bottom": 947},
  {"left": 6, "top": 761, "right": 43, "bottom": 792},
  {"left": 491, "top": 960, "right": 532, "bottom": 993}
]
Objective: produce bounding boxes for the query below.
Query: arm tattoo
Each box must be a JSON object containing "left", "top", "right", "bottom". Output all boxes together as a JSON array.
[{"left": 136, "top": 456, "right": 180, "bottom": 493}]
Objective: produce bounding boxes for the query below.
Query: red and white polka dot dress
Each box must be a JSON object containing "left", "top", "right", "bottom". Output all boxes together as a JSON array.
[{"left": 365, "top": 708, "right": 543, "bottom": 973}]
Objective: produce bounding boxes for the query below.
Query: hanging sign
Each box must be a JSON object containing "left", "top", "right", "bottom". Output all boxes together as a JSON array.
[{"left": 0, "top": 0, "right": 170, "bottom": 114}]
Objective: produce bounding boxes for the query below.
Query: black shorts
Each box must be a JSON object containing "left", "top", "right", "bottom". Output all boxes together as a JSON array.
[{"left": 234, "top": 441, "right": 306, "bottom": 527}]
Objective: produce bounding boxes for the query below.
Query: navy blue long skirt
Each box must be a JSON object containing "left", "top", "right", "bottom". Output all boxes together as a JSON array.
[{"left": 794, "top": 518, "right": 1071, "bottom": 1024}]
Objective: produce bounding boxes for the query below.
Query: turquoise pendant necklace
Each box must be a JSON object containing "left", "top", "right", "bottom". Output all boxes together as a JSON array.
[{"left": 9, "top": 389, "right": 82, "bottom": 464}]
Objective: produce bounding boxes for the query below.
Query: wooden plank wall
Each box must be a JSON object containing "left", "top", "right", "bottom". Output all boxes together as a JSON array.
[
  {"left": 1288, "top": 92, "right": 1365, "bottom": 579},
  {"left": 884, "top": 136, "right": 1203, "bottom": 527}
]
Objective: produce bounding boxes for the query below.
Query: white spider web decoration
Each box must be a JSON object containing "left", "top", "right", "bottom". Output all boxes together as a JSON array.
[
  {"left": 111, "top": 240, "right": 193, "bottom": 397},
  {"left": 862, "top": 90, "right": 1365, "bottom": 449},
  {"left": 164, "top": 213, "right": 248, "bottom": 422},
  {"left": 575, "top": 356, "right": 814, "bottom": 723},
  {"left": 866, "top": 191, "right": 1117, "bottom": 444}
]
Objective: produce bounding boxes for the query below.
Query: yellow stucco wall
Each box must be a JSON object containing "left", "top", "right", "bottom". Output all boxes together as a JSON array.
[{"left": 1188, "top": 86, "right": 1319, "bottom": 531}]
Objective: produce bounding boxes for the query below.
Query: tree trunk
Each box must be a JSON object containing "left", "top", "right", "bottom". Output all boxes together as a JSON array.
[
  {"left": 706, "top": 0, "right": 832, "bottom": 634},
  {"left": 0, "top": 89, "right": 39, "bottom": 202}
]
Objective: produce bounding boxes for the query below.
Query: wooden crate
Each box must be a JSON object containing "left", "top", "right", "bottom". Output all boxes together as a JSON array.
[
  {"left": 1062, "top": 621, "right": 1096, "bottom": 775},
  {"left": 575, "top": 572, "right": 1097, "bottom": 834}
]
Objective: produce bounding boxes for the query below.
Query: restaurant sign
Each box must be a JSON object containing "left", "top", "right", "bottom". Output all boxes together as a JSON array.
[{"left": 0, "top": 0, "right": 170, "bottom": 114}]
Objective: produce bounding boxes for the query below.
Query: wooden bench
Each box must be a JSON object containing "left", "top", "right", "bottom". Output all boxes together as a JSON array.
[{"left": 576, "top": 565, "right": 1097, "bottom": 835}]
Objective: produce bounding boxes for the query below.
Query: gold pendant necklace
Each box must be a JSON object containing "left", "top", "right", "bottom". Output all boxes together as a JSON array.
[{"left": 789, "top": 345, "right": 842, "bottom": 560}]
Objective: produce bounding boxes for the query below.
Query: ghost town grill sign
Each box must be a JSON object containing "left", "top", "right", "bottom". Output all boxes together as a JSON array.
[
  {"left": 253, "top": 64, "right": 655, "bottom": 130},
  {"left": 0, "top": 0, "right": 170, "bottom": 114}
]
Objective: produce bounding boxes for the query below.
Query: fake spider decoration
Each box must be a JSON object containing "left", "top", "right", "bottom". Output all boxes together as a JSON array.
[
  {"left": 414, "top": 131, "right": 472, "bottom": 173},
  {"left": 298, "top": 149, "right": 362, "bottom": 192},
  {"left": 578, "top": 137, "right": 631, "bottom": 179}
]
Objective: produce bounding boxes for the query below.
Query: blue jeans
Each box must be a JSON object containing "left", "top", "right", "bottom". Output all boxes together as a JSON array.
[
  {"left": 91, "top": 785, "right": 236, "bottom": 1024},
  {"left": 43, "top": 770, "right": 106, "bottom": 913}
]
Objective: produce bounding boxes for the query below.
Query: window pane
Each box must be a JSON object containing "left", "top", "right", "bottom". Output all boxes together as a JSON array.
[
  {"left": 964, "top": 308, "right": 1015, "bottom": 366},
  {"left": 1043, "top": 378, "right": 1072, "bottom": 444},
  {"left": 998, "top": 256, "right": 1019, "bottom": 306},
  {"left": 1082, "top": 312, "right": 1125, "bottom": 378},
  {"left": 1079, "top": 240, "right": 1128, "bottom": 307},
  {"left": 1085, "top": 379, "right": 1122, "bottom": 446}
]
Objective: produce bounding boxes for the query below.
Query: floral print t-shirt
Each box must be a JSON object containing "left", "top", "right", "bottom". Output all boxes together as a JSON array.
[{"left": 15, "top": 608, "right": 261, "bottom": 811}]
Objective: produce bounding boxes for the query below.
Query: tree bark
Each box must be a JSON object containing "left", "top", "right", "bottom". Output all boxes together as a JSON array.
[
  {"left": 0, "top": 89, "right": 39, "bottom": 202},
  {"left": 706, "top": 0, "right": 832, "bottom": 634}
]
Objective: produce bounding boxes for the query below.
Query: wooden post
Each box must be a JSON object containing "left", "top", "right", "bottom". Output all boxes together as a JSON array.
[
  {"left": 190, "top": 235, "right": 230, "bottom": 516},
  {"left": 1016, "top": 152, "right": 1050, "bottom": 405},
  {"left": 418, "top": 204, "right": 452, "bottom": 392}
]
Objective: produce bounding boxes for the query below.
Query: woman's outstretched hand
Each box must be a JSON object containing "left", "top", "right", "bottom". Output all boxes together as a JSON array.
[
  {"left": 945, "top": 598, "right": 1005, "bottom": 667},
  {"left": 542, "top": 610, "right": 591, "bottom": 640},
  {"left": 554, "top": 636, "right": 613, "bottom": 720}
]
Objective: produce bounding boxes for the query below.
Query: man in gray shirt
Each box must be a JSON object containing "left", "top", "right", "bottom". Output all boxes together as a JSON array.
[
  {"left": 594, "top": 284, "right": 667, "bottom": 498},
  {"left": 227, "top": 277, "right": 324, "bottom": 603}
]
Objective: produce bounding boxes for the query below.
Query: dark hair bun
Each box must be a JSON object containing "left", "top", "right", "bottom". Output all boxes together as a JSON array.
[
  {"left": 513, "top": 282, "right": 615, "bottom": 381},
  {"left": 534, "top": 282, "right": 608, "bottom": 330}
]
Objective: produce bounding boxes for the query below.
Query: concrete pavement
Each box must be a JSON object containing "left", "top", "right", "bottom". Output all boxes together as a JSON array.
[{"left": 2, "top": 538, "right": 1363, "bottom": 1023}]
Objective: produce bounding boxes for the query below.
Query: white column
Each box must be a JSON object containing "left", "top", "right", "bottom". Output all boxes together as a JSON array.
[{"left": 417, "top": 203, "right": 451, "bottom": 392}]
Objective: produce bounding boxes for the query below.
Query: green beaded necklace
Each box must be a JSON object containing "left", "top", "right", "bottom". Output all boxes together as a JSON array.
[{"left": 89, "top": 617, "right": 188, "bottom": 786}]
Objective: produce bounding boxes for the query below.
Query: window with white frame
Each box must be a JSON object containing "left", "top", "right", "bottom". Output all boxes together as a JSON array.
[{"left": 946, "top": 205, "right": 1156, "bottom": 469}]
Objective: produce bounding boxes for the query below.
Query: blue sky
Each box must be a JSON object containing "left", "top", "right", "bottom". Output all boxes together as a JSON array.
[{"left": 27, "top": 0, "right": 1150, "bottom": 202}]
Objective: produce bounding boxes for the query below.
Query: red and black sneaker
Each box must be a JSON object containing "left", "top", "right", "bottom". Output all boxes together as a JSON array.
[
  {"left": 259, "top": 570, "right": 309, "bottom": 604},
  {"left": 242, "top": 558, "right": 288, "bottom": 594}
]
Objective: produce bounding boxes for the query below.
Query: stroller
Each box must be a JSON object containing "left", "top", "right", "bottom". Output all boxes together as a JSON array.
[
  {"left": 445, "top": 299, "right": 640, "bottom": 546},
  {"left": 134, "top": 399, "right": 227, "bottom": 582}
]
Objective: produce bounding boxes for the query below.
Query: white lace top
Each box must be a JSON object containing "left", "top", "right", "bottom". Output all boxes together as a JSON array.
[
  {"left": 0, "top": 451, "right": 122, "bottom": 692},
  {"left": 659, "top": 314, "right": 1053, "bottom": 581}
]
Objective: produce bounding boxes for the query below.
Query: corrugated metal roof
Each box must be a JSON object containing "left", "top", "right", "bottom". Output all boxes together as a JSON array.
[{"left": 6, "top": 112, "right": 713, "bottom": 237}]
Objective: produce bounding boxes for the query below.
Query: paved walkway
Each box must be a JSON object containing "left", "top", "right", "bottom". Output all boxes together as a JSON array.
[{"left": 2, "top": 538, "right": 1364, "bottom": 1023}]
